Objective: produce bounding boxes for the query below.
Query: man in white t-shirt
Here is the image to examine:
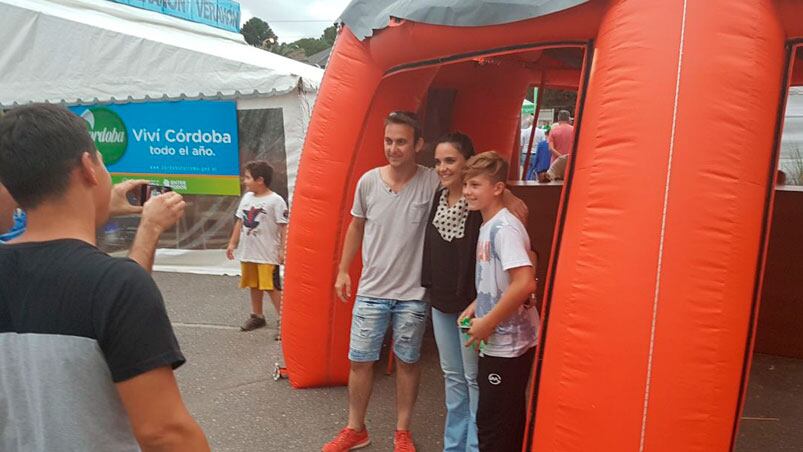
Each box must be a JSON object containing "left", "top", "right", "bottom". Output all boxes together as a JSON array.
[
  {"left": 520, "top": 116, "right": 545, "bottom": 171},
  {"left": 227, "top": 161, "right": 288, "bottom": 333}
]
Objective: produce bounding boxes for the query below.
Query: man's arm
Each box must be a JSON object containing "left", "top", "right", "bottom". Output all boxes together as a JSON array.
[
  {"left": 334, "top": 217, "right": 366, "bottom": 302},
  {"left": 466, "top": 265, "right": 535, "bottom": 346},
  {"left": 226, "top": 219, "right": 242, "bottom": 260},
  {"left": 116, "top": 367, "right": 210, "bottom": 452},
  {"left": 128, "top": 192, "right": 186, "bottom": 272}
]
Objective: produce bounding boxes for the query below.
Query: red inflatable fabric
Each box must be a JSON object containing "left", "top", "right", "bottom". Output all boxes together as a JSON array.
[{"left": 283, "top": 0, "right": 801, "bottom": 450}]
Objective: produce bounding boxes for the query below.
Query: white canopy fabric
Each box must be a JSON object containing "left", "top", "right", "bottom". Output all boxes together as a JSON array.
[
  {"left": 780, "top": 87, "right": 803, "bottom": 181},
  {"left": 0, "top": 0, "right": 323, "bottom": 106}
]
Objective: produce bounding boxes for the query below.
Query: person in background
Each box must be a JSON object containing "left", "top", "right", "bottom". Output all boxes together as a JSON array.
[
  {"left": 526, "top": 125, "right": 552, "bottom": 181},
  {"left": 0, "top": 103, "right": 208, "bottom": 452},
  {"left": 226, "top": 160, "right": 288, "bottom": 334},
  {"left": 520, "top": 115, "right": 545, "bottom": 171},
  {"left": 537, "top": 152, "right": 569, "bottom": 183},
  {"left": 548, "top": 110, "right": 574, "bottom": 160}
]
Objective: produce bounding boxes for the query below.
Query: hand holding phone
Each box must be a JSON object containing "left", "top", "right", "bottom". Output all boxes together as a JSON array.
[
  {"left": 140, "top": 190, "right": 185, "bottom": 233},
  {"left": 139, "top": 184, "right": 173, "bottom": 206}
]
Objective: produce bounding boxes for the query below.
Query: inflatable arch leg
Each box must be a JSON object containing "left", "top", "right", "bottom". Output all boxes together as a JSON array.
[
  {"left": 530, "top": 1, "right": 786, "bottom": 451},
  {"left": 281, "top": 31, "right": 384, "bottom": 388}
]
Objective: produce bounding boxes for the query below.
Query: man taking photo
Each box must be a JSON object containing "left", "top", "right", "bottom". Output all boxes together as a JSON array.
[{"left": 0, "top": 104, "right": 209, "bottom": 452}]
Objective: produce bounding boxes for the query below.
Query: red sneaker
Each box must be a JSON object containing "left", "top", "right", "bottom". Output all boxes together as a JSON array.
[
  {"left": 322, "top": 427, "right": 371, "bottom": 452},
  {"left": 394, "top": 430, "right": 416, "bottom": 452}
]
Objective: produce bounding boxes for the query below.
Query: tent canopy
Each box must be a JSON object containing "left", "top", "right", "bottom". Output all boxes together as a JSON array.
[
  {"left": 0, "top": 0, "right": 323, "bottom": 106},
  {"left": 339, "top": 0, "right": 589, "bottom": 40}
]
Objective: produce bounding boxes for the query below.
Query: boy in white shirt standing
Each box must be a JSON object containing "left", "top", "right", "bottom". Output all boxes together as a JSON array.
[
  {"left": 460, "top": 151, "right": 538, "bottom": 452},
  {"left": 227, "top": 160, "right": 288, "bottom": 333}
]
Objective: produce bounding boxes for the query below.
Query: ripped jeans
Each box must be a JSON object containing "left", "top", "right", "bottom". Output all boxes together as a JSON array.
[{"left": 348, "top": 296, "right": 429, "bottom": 364}]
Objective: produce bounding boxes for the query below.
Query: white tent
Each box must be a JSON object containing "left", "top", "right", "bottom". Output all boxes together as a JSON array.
[
  {"left": 780, "top": 87, "right": 803, "bottom": 184},
  {"left": 0, "top": 0, "right": 324, "bottom": 274},
  {"left": 0, "top": 0, "right": 322, "bottom": 196}
]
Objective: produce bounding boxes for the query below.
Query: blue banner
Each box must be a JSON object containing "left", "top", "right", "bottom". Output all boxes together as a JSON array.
[
  {"left": 70, "top": 100, "right": 241, "bottom": 195},
  {"left": 111, "top": 0, "right": 241, "bottom": 33}
]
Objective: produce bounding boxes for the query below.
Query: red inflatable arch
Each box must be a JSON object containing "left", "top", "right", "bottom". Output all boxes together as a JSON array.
[{"left": 283, "top": 0, "right": 803, "bottom": 450}]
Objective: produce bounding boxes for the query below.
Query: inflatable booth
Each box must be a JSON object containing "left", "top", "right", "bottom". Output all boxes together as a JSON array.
[{"left": 283, "top": 0, "right": 803, "bottom": 450}]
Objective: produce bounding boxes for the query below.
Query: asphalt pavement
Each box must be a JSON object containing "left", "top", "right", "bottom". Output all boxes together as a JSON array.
[
  {"left": 154, "top": 272, "right": 802, "bottom": 452},
  {"left": 154, "top": 272, "right": 446, "bottom": 452}
]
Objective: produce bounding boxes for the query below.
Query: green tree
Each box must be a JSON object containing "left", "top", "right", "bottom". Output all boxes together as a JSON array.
[
  {"left": 289, "top": 37, "right": 329, "bottom": 57},
  {"left": 272, "top": 43, "right": 307, "bottom": 61},
  {"left": 322, "top": 24, "right": 337, "bottom": 46},
  {"left": 240, "top": 17, "right": 278, "bottom": 48}
]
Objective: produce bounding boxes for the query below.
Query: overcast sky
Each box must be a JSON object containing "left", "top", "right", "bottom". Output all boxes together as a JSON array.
[{"left": 238, "top": 0, "right": 352, "bottom": 43}]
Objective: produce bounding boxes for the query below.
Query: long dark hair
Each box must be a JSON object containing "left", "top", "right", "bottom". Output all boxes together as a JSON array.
[{"left": 433, "top": 132, "right": 475, "bottom": 160}]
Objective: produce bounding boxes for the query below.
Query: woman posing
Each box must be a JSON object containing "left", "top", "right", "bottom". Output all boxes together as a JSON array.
[{"left": 421, "top": 132, "right": 482, "bottom": 452}]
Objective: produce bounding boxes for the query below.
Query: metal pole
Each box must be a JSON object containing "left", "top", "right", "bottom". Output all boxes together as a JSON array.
[{"left": 521, "top": 82, "right": 544, "bottom": 180}]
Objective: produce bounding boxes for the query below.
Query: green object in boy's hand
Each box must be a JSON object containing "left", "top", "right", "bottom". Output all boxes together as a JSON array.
[
  {"left": 460, "top": 317, "right": 471, "bottom": 344},
  {"left": 459, "top": 317, "right": 486, "bottom": 352},
  {"left": 459, "top": 316, "right": 472, "bottom": 330}
]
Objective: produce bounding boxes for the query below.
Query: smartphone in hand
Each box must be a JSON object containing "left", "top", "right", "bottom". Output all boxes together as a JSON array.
[{"left": 138, "top": 184, "right": 173, "bottom": 206}]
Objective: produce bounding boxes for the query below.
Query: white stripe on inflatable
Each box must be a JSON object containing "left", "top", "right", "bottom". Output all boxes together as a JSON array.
[{"left": 639, "top": 0, "right": 689, "bottom": 449}]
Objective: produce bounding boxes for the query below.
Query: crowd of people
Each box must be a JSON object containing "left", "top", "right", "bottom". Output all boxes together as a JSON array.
[
  {"left": 520, "top": 109, "right": 575, "bottom": 183},
  {"left": 1, "top": 105, "right": 558, "bottom": 452}
]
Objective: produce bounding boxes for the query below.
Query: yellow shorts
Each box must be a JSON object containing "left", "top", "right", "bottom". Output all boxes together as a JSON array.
[{"left": 240, "top": 262, "right": 281, "bottom": 291}]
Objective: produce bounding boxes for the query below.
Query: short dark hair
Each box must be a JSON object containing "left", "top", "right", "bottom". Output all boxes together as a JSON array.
[
  {"left": 558, "top": 110, "right": 571, "bottom": 122},
  {"left": 385, "top": 111, "right": 422, "bottom": 142},
  {"left": 434, "top": 132, "right": 475, "bottom": 160},
  {"left": 0, "top": 104, "right": 97, "bottom": 209},
  {"left": 244, "top": 160, "right": 273, "bottom": 187}
]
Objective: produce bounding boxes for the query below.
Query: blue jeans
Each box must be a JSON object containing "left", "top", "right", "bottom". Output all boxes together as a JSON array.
[
  {"left": 348, "top": 297, "right": 429, "bottom": 363},
  {"left": 432, "top": 307, "right": 479, "bottom": 451}
]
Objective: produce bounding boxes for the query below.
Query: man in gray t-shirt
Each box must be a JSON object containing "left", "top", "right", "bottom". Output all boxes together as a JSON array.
[
  {"left": 325, "top": 112, "right": 437, "bottom": 452},
  {"left": 350, "top": 165, "right": 438, "bottom": 301}
]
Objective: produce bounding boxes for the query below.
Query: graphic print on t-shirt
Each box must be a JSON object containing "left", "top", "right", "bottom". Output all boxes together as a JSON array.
[
  {"left": 243, "top": 207, "right": 266, "bottom": 235},
  {"left": 475, "top": 208, "right": 538, "bottom": 358},
  {"left": 235, "top": 191, "right": 288, "bottom": 264}
]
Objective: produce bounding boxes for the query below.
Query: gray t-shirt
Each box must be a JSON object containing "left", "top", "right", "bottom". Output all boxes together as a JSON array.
[
  {"left": 351, "top": 165, "right": 440, "bottom": 301},
  {"left": 0, "top": 240, "right": 185, "bottom": 452},
  {"left": 475, "top": 208, "right": 538, "bottom": 358}
]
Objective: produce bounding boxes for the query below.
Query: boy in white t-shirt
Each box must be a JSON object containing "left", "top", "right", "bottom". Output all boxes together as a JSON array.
[
  {"left": 226, "top": 160, "right": 288, "bottom": 333},
  {"left": 459, "top": 151, "right": 538, "bottom": 452}
]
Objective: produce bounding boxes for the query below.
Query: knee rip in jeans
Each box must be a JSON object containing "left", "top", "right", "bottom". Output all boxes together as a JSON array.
[{"left": 397, "top": 318, "right": 423, "bottom": 342}]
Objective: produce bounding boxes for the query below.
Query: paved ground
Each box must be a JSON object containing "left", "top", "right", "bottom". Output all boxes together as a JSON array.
[
  {"left": 735, "top": 354, "right": 803, "bottom": 452},
  {"left": 154, "top": 272, "right": 802, "bottom": 452},
  {"left": 155, "top": 272, "right": 446, "bottom": 452}
]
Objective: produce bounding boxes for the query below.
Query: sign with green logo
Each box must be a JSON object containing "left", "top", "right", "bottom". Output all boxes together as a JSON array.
[
  {"left": 80, "top": 107, "right": 128, "bottom": 165},
  {"left": 70, "top": 100, "right": 240, "bottom": 196}
]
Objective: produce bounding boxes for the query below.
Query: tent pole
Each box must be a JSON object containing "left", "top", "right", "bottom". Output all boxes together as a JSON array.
[{"left": 521, "top": 82, "right": 544, "bottom": 180}]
